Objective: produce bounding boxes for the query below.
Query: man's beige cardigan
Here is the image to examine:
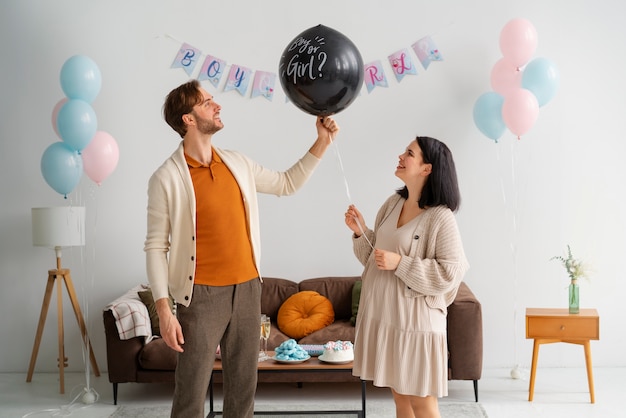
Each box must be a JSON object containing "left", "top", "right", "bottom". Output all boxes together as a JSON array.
[{"left": 145, "top": 142, "right": 321, "bottom": 307}]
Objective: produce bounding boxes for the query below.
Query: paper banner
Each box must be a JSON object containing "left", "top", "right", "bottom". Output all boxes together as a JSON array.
[
  {"left": 171, "top": 43, "right": 202, "bottom": 76},
  {"left": 251, "top": 71, "right": 276, "bottom": 101},
  {"left": 412, "top": 36, "right": 443, "bottom": 70},
  {"left": 363, "top": 60, "right": 388, "bottom": 93},
  {"left": 197, "top": 55, "right": 227, "bottom": 88},
  {"left": 169, "top": 33, "right": 443, "bottom": 99},
  {"left": 388, "top": 48, "right": 418, "bottom": 82},
  {"left": 224, "top": 64, "right": 252, "bottom": 96}
]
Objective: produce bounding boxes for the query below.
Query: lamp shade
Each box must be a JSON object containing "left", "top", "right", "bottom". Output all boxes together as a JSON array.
[{"left": 32, "top": 206, "right": 85, "bottom": 248}]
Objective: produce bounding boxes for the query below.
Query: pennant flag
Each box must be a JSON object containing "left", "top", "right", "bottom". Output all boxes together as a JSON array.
[
  {"left": 197, "top": 55, "right": 227, "bottom": 88},
  {"left": 171, "top": 43, "right": 202, "bottom": 76},
  {"left": 388, "top": 48, "right": 418, "bottom": 82},
  {"left": 251, "top": 71, "right": 276, "bottom": 101},
  {"left": 412, "top": 36, "right": 443, "bottom": 70},
  {"left": 363, "top": 60, "right": 388, "bottom": 93},
  {"left": 224, "top": 64, "right": 252, "bottom": 96}
]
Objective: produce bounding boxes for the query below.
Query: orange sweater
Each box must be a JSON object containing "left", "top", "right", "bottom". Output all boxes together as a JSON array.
[{"left": 186, "top": 151, "right": 258, "bottom": 286}]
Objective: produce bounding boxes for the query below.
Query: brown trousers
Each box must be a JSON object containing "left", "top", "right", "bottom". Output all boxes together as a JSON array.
[{"left": 171, "top": 279, "right": 261, "bottom": 418}]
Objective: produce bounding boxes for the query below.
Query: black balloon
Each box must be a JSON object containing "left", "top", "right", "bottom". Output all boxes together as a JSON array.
[{"left": 279, "top": 25, "right": 364, "bottom": 116}]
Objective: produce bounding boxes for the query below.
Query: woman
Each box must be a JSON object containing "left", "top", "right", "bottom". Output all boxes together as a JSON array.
[{"left": 345, "top": 136, "right": 469, "bottom": 418}]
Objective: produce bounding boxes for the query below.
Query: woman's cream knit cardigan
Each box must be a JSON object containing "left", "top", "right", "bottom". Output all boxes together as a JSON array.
[{"left": 352, "top": 193, "right": 469, "bottom": 313}]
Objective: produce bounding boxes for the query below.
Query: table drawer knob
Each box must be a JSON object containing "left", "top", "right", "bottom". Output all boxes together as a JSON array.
[{"left": 561, "top": 325, "right": 565, "bottom": 330}]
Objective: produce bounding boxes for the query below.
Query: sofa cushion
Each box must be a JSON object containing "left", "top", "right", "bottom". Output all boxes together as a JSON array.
[
  {"left": 350, "top": 280, "right": 362, "bottom": 326},
  {"left": 298, "top": 320, "right": 355, "bottom": 345},
  {"left": 277, "top": 291, "right": 335, "bottom": 339},
  {"left": 138, "top": 338, "right": 177, "bottom": 371},
  {"left": 298, "top": 276, "right": 359, "bottom": 320},
  {"left": 267, "top": 325, "right": 291, "bottom": 352},
  {"left": 137, "top": 290, "right": 175, "bottom": 336},
  {"left": 261, "top": 277, "right": 299, "bottom": 319}
]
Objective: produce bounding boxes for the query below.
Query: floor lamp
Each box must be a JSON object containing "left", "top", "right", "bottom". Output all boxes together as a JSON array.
[{"left": 27, "top": 206, "right": 100, "bottom": 394}]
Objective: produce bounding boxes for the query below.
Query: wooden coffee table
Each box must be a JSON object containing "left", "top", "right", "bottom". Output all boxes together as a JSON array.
[{"left": 207, "top": 351, "right": 366, "bottom": 417}]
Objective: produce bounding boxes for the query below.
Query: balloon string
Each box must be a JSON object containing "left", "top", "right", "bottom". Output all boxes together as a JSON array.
[
  {"left": 332, "top": 140, "right": 352, "bottom": 203},
  {"left": 332, "top": 141, "right": 374, "bottom": 250},
  {"left": 356, "top": 220, "right": 375, "bottom": 250}
]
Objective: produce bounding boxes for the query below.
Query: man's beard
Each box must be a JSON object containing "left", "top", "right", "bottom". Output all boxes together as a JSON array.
[{"left": 194, "top": 113, "right": 223, "bottom": 135}]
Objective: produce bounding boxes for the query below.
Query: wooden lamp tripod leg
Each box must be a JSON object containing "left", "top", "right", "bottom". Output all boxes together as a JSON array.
[
  {"left": 57, "top": 271, "right": 67, "bottom": 393},
  {"left": 26, "top": 271, "right": 68, "bottom": 393},
  {"left": 26, "top": 273, "right": 56, "bottom": 384},
  {"left": 26, "top": 268, "right": 101, "bottom": 394}
]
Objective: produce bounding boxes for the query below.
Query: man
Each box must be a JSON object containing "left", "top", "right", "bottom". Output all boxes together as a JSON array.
[{"left": 144, "top": 79, "right": 339, "bottom": 417}]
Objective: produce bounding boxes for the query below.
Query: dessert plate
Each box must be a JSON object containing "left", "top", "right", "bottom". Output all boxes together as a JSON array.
[
  {"left": 271, "top": 355, "right": 311, "bottom": 364},
  {"left": 318, "top": 355, "right": 353, "bottom": 364}
]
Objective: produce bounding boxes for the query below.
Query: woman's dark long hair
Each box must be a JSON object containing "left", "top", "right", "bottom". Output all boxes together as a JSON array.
[{"left": 396, "top": 136, "right": 461, "bottom": 212}]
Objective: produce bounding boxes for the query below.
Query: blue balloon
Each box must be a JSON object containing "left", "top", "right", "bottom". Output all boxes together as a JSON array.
[
  {"left": 60, "top": 55, "right": 102, "bottom": 103},
  {"left": 522, "top": 57, "right": 559, "bottom": 107},
  {"left": 40, "top": 142, "right": 83, "bottom": 197},
  {"left": 57, "top": 99, "right": 97, "bottom": 152},
  {"left": 473, "top": 92, "right": 506, "bottom": 142}
]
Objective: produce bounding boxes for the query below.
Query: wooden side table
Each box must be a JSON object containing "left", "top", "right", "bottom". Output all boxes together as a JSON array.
[{"left": 525, "top": 308, "right": 599, "bottom": 403}]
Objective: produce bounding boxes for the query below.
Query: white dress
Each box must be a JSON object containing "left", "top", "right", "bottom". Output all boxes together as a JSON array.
[{"left": 352, "top": 201, "right": 449, "bottom": 397}]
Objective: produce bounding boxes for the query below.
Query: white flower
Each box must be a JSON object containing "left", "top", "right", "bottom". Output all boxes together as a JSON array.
[{"left": 551, "top": 245, "right": 589, "bottom": 282}]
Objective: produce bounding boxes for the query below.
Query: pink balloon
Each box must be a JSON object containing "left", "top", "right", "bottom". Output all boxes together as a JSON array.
[
  {"left": 490, "top": 58, "right": 522, "bottom": 96},
  {"left": 499, "top": 18, "right": 538, "bottom": 69},
  {"left": 51, "top": 98, "right": 68, "bottom": 138},
  {"left": 502, "top": 88, "right": 539, "bottom": 138},
  {"left": 82, "top": 131, "right": 119, "bottom": 185}
]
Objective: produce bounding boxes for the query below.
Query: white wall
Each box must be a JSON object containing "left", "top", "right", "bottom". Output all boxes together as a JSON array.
[{"left": 1, "top": 0, "right": 625, "bottom": 374}]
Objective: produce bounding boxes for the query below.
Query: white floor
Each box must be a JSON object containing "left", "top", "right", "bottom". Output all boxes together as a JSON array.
[{"left": 0, "top": 367, "right": 622, "bottom": 418}]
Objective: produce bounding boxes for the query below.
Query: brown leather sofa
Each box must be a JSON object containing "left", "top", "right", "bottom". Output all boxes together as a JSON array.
[{"left": 104, "top": 276, "right": 482, "bottom": 404}]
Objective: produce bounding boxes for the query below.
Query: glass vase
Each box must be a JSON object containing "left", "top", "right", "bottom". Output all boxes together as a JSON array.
[{"left": 568, "top": 280, "right": 579, "bottom": 314}]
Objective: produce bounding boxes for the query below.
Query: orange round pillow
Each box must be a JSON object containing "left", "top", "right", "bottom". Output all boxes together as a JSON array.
[{"left": 277, "top": 291, "right": 335, "bottom": 339}]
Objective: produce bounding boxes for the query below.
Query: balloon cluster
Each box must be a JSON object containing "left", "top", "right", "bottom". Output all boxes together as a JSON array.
[
  {"left": 473, "top": 18, "right": 560, "bottom": 141},
  {"left": 279, "top": 25, "right": 364, "bottom": 116},
  {"left": 43, "top": 55, "right": 119, "bottom": 198}
]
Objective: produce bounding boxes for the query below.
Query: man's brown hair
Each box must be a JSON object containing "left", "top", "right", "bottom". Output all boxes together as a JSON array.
[{"left": 163, "top": 80, "right": 203, "bottom": 138}]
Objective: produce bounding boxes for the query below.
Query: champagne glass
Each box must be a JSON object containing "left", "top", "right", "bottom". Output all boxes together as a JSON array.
[
  {"left": 259, "top": 314, "right": 269, "bottom": 361},
  {"left": 260, "top": 315, "right": 271, "bottom": 360}
]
